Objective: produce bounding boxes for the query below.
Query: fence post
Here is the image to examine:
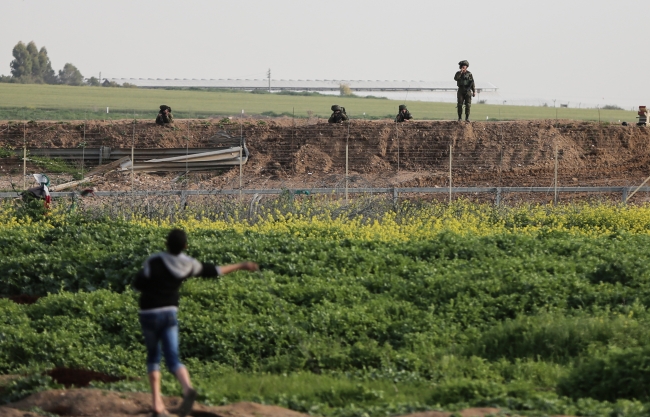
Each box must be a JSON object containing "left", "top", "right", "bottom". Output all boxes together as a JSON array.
[
  {"left": 240, "top": 110, "right": 243, "bottom": 199},
  {"left": 495, "top": 187, "right": 502, "bottom": 206},
  {"left": 396, "top": 122, "right": 400, "bottom": 172},
  {"left": 345, "top": 121, "right": 350, "bottom": 203},
  {"left": 622, "top": 187, "right": 628, "bottom": 203},
  {"left": 82, "top": 121, "right": 86, "bottom": 180},
  {"left": 553, "top": 144, "right": 559, "bottom": 205},
  {"left": 23, "top": 122, "right": 26, "bottom": 190},
  {"left": 131, "top": 119, "right": 135, "bottom": 196},
  {"left": 449, "top": 144, "right": 452, "bottom": 204},
  {"left": 393, "top": 188, "right": 398, "bottom": 205},
  {"left": 180, "top": 190, "right": 187, "bottom": 210}
]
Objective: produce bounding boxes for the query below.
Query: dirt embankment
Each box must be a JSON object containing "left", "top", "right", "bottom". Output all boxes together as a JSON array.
[
  {"left": 0, "top": 387, "right": 568, "bottom": 417},
  {"left": 1, "top": 118, "right": 649, "bottom": 191}
]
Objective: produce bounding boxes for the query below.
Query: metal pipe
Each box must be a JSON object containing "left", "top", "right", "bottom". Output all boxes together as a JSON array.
[{"left": 2, "top": 186, "right": 640, "bottom": 200}]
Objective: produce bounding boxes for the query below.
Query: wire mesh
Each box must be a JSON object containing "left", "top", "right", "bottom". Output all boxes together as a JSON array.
[{"left": 1, "top": 117, "right": 650, "bottom": 205}]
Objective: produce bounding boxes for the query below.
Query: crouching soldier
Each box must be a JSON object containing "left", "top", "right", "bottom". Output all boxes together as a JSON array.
[
  {"left": 395, "top": 104, "right": 413, "bottom": 122},
  {"left": 156, "top": 105, "right": 173, "bottom": 125},
  {"left": 328, "top": 105, "right": 349, "bottom": 124}
]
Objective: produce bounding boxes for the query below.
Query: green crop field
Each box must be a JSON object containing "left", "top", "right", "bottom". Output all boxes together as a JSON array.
[
  {"left": 0, "top": 83, "right": 637, "bottom": 123},
  {"left": 3, "top": 199, "right": 650, "bottom": 416}
]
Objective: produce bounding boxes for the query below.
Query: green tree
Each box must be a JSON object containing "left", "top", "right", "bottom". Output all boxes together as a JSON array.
[
  {"left": 58, "top": 63, "right": 84, "bottom": 86},
  {"left": 10, "top": 42, "right": 32, "bottom": 80},
  {"left": 9, "top": 41, "right": 56, "bottom": 83},
  {"left": 86, "top": 76, "right": 100, "bottom": 86},
  {"left": 35, "top": 45, "right": 56, "bottom": 83}
]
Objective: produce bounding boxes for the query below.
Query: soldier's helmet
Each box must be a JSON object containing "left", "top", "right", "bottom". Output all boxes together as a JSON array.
[
  {"left": 399, "top": 104, "right": 407, "bottom": 111},
  {"left": 331, "top": 105, "right": 341, "bottom": 112},
  {"left": 458, "top": 60, "right": 469, "bottom": 68}
]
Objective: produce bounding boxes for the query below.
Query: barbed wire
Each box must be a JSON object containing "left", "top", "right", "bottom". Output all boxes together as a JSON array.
[{"left": 2, "top": 118, "right": 650, "bottom": 205}]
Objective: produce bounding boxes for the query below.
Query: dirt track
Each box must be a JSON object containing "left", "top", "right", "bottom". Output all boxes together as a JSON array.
[
  {"left": 0, "top": 387, "right": 560, "bottom": 417},
  {"left": 1, "top": 118, "right": 649, "bottom": 195}
]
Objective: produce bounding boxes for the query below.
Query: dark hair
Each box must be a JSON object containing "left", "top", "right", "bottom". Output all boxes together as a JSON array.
[{"left": 166, "top": 229, "right": 187, "bottom": 255}]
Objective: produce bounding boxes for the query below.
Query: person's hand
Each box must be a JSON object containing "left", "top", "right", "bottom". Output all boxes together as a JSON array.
[
  {"left": 241, "top": 261, "right": 259, "bottom": 271},
  {"left": 473, "top": 92, "right": 476, "bottom": 97}
]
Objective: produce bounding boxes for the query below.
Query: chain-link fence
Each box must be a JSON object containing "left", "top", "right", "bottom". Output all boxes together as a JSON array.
[{"left": 1, "top": 118, "right": 650, "bottom": 206}]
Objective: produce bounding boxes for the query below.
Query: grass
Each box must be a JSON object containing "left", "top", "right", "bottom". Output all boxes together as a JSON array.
[
  {"left": 0, "top": 83, "right": 637, "bottom": 123},
  {"left": 5, "top": 202, "right": 650, "bottom": 415}
]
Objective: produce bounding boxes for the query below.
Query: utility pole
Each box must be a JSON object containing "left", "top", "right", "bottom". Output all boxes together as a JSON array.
[{"left": 267, "top": 68, "right": 271, "bottom": 93}]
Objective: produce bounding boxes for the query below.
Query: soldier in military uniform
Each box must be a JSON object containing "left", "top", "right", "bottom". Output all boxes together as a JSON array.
[
  {"left": 454, "top": 60, "right": 475, "bottom": 122},
  {"left": 395, "top": 104, "right": 413, "bottom": 123},
  {"left": 156, "top": 105, "right": 173, "bottom": 125},
  {"left": 328, "top": 105, "right": 349, "bottom": 124}
]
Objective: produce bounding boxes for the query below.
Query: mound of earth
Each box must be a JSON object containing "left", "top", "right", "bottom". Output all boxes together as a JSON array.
[
  {"left": 0, "top": 388, "right": 571, "bottom": 417},
  {"left": 1, "top": 118, "right": 649, "bottom": 196}
]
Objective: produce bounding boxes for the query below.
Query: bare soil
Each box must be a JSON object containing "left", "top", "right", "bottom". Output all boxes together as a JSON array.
[
  {"left": 0, "top": 387, "right": 556, "bottom": 417},
  {"left": 1, "top": 119, "right": 649, "bottom": 196},
  {"left": 0, "top": 368, "right": 572, "bottom": 417}
]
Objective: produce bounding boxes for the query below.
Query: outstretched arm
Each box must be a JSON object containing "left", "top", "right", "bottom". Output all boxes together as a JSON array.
[{"left": 219, "top": 261, "right": 259, "bottom": 275}]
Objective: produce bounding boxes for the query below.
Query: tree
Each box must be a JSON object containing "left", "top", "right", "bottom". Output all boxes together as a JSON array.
[
  {"left": 35, "top": 46, "right": 56, "bottom": 83},
  {"left": 25, "top": 42, "right": 40, "bottom": 78},
  {"left": 86, "top": 76, "right": 100, "bottom": 86},
  {"left": 58, "top": 63, "right": 84, "bottom": 86},
  {"left": 10, "top": 42, "right": 32, "bottom": 80},
  {"left": 9, "top": 41, "right": 56, "bottom": 83},
  {"left": 339, "top": 83, "right": 353, "bottom": 96}
]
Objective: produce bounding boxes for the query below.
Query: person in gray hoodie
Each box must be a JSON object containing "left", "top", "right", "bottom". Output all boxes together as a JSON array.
[{"left": 133, "top": 228, "right": 259, "bottom": 417}]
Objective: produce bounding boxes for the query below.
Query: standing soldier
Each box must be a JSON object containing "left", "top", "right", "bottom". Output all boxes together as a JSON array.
[
  {"left": 328, "top": 105, "right": 349, "bottom": 124},
  {"left": 395, "top": 104, "right": 413, "bottom": 122},
  {"left": 454, "top": 60, "right": 475, "bottom": 122}
]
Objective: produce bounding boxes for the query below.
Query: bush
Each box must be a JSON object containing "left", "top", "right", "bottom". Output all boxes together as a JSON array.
[
  {"left": 557, "top": 346, "right": 650, "bottom": 402},
  {"left": 466, "top": 314, "right": 647, "bottom": 363},
  {"left": 339, "top": 83, "right": 353, "bottom": 96},
  {"left": 0, "top": 374, "right": 62, "bottom": 404},
  {"left": 429, "top": 379, "right": 506, "bottom": 406},
  {"left": 261, "top": 111, "right": 294, "bottom": 118},
  {"left": 277, "top": 91, "right": 323, "bottom": 97}
]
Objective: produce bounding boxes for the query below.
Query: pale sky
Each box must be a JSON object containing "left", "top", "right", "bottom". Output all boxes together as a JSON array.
[{"left": 1, "top": 0, "right": 647, "bottom": 108}]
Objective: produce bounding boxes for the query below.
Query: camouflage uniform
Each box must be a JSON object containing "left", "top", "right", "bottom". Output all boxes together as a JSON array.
[
  {"left": 395, "top": 105, "right": 413, "bottom": 123},
  {"left": 328, "top": 105, "right": 349, "bottom": 124},
  {"left": 454, "top": 60, "right": 475, "bottom": 121},
  {"left": 156, "top": 105, "right": 173, "bottom": 125}
]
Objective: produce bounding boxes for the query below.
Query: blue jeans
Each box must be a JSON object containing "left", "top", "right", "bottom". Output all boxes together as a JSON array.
[{"left": 139, "top": 309, "right": 184, "bottom": 374}]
